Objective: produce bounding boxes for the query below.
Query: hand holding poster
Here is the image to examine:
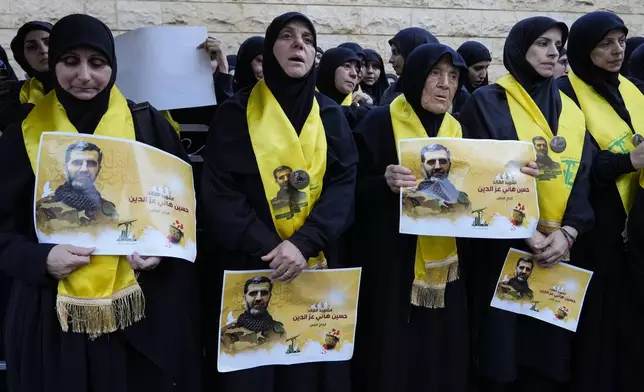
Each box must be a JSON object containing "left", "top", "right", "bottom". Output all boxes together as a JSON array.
[
  {"left": 490, "top": 248, "right": 593, "bottom": 332},
  {"left": 217, "top": 269, "right": 361, "bottom": 372},
  {"left": 34, "top": 132, "right": 196, "bottom": 261},
  {"left": 399, "top": 138, "right": 539, "bottom": 239}
]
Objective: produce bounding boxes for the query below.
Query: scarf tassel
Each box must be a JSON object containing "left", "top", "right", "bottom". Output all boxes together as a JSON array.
[
  {"left": 56, "top": 284, "right": 145, "bottom": 339},
  {"left": 411, "top": 262, "right": 459, "bottom": 309}
]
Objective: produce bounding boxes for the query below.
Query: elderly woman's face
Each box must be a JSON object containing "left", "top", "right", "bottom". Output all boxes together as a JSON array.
[
  {"left": 590, "top": 29, "right": 626, "bottom": 73},
  {"left": 273, "top": 21, "right": 315, "bottom": 78},
  {"left": 421, "top": 56, "right": 460, "bottom": 114},
  {"left": 55, "top": 46, "right": 112, "bottom": 100}
]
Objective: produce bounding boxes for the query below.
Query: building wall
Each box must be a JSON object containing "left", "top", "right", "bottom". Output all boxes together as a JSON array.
[{"left": 1, "top": 0, "right": 643, "bottom": 78}]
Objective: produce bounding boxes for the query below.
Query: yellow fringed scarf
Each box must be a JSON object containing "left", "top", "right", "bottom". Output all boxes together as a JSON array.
[
  {"left": 23, "top": 87, "right": 144, "bottom": 337},
  {"left": 569, "top": 70, "right": 644, "bottom": 212},
  {"left": 247, "top": 79, "right": 327, "bottom": 269},
  {"left": 19, "top": 78, "right": 46, "bottom": 105},
  {"left": 497, "top": 74, "right": 585, "bottom": 234},
  {"left": 390, "top": 94, "right": 460, "bottom": 309}
]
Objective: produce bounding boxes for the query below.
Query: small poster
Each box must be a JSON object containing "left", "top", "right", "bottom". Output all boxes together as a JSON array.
[
  {"left": 34, "top": 132, "right": 196, "bottom": 261},
  {"left": 490, "top": 248, "right": 593, "bottom": 332},
  {"left": 217, "top": 268, "right": 362, "bottom": 372},
  {"left": 399, "top": 138, "right": 539, "bottom": 239}
]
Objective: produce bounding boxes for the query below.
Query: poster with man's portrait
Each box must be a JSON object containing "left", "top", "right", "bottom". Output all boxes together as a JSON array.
[
  {"left": 490, "top": 248, "right": 593, "bottom": 332},
  {"left": 217, "top": 268, "right": 361, "bottom": 372},
  {"left": 33, "top": 132, "right": 196, "bottom": 261},
  {"left": 399, "top": 138, "right": 539, "bottom": 239}
]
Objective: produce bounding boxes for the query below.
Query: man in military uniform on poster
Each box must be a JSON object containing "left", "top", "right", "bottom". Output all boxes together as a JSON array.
[
  {"left": 221, "top": 276, "right": 286, "bottom": 352},
  {"left": 36, "top": 141, "right": 118, "bottom": 231},
  {"left": 497, "top": 257, "right": 535, "bottom": 300}
]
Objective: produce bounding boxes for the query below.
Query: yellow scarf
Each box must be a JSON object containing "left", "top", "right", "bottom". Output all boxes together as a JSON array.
[
  {"left": 160, "top": 110, "right": 181, "bottom": 135},
  {"left": 247, "top": 79, "right": 327, "bottom": 269},
  {"left": 23, "top": 87, "right": 144, "bottom": 337},
  {"left": 341, "top": 93, "right": 352, "bottom": 106},
  {"left": 19, "top": 78, "right": 46, "bottom": 105},
  {"left": 569, "top": 70, "right": 644, "bottom": 212},
  {"left": 497, "top": 74, "right": 585, "bottom": 234},
  {"left": 390, "top": 94, "right": 460, "bottom": 309}
]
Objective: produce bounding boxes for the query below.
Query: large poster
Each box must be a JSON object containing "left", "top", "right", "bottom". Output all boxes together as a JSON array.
[
  {"left": 217, "top": 269, "right": 362, "bottom": 372},
  {"left": 34, "top": 132, "right": 196, "bottom": 261},
  {"left": 490, "top": 248, "right": 593, "bottom": 332},
  {"left": 399, "top": 138, "right": 539, "bottom": 239}
]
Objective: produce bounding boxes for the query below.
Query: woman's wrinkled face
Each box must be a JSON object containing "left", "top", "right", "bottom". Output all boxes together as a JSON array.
[
  {"left": 55, "top": 47, "right": 112, "bottom": 100},
  {"left": 467, "top": 60, "right": 490, "bottom": 88},
  {"left": 525, "top": 27, "right": 563, "bottom": 78},
  {"left": 421, "top": 55, "right": 460, "bottom": 114},
  {"left": 273, "top": 21, "right": 315, "bottom": 78},
  {"left": 389, "top": 43, "right": 404, "bottom": 76},
  {"left": 590, "top": 29, "right": 626, "bottom": 73},
  {"left": 24, "top": 30, "right": 50, "bottom": 73},
  {"left": 252, "top": 54, "right": 264, "bottom": 80},
  {"left": 334, "top": 60, "right": 359, "bottom": 95},
  {"left": 363, "top": 60, "right": 381, "bottom": 86}
]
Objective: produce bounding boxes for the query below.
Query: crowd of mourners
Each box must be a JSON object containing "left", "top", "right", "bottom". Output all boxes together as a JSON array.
[{"left": 0, "top": 8, "right": 643, "bottom": 392}]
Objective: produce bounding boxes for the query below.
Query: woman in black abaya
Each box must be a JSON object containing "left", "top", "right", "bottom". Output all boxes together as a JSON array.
[
  {"left": 459, "top": 16, "right": 594, "bottom": 391},
  {"left": 349, "top": 43, "right": 471, "bottom": 392},
  {"left": 0, "top": 14, "right": 200, "bottom": 392},
  {"left": 457, "top": 41, "right": 491, "bottom": 93},
  {"left": 360, "top": 49, "right": 389, "bottom": 105},
  {"left": 557, "top": 11, "right": 644, "bottom": 392},
  {"left": 0, "top": 21, "right": 53, "bottom": 131},
  {"left": 233, "top": 36, "right": 264, "bottom": 92},
  {"left": 201, "top": 12, "right": 356, "bottom": 392}
]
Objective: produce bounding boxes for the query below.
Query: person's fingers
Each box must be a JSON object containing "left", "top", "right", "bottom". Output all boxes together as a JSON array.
[
  {"left": 271, "top": 262, "right": 290, "bottom": 281},
  {"left": 534, "top": 234, "right": 554, "bottom": 251},
  {"left": 66, "top": 255, "right": 91, "bottom": 267},
  {"left": 393, "top": 174, "right": 417, "bottom": 182},
  {"left": 394, "top": 180, "right": 417, "bottom": 188},
  {"left": 391, "top": 165, "right": 412, "bottom": 175},
  {"left": 261, "top": 244, "right": 280, "bottom": 262},
  {"left": 283, "top": 269, "right": 301, "bottom": 284},
  {"left": 65, "top": 245, "right": 95, "bottom": 256}
]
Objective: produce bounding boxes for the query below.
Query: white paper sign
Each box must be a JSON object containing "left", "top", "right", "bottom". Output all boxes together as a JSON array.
[{"left": 115, "top": 26, "right": 216, "bottom": 111}]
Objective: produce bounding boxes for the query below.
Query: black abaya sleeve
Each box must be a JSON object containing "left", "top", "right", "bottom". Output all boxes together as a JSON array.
[
  {"left": 0, "top": 126, "right": 56, "bottom": 286},
  {"left": 214, "top": 72, "right": 234, "bottom": 104},
  {"left": 562, "top": 133, "right": 595, "bottom": 234},
  {"left": 288, "top": 93, "right": 358, "bottom": 259}
]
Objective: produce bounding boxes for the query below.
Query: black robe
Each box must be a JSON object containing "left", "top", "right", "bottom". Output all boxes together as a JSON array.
[
  {"left": 200, "top": 88, "right": 357, "bottom": 392},
  {"left": 348, "top": 106, "right": 469, "bottom": 392},
  {"left": 0, "top": 106, "right": 201, "bottom": 392},
  {"left": 558, "top": 76, "right": 641, "bottom": 392},
  {"left": 458, "top": 84, "right": 595, "bottom": 385}
]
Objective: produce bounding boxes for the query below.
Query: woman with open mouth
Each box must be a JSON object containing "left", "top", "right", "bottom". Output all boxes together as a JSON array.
[{"left": 201, "top": 12, "right": 357, "bottom": 392}]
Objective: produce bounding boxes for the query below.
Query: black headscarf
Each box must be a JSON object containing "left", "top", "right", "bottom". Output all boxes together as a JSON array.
[
  {"left": 233, "top": 36, "right": 264, "bottom": 92},
  {"left": 0, "top": 45, "right": 18, "bottom": 81},
  {"left": 457, "top": 41, "right": 491, "bottom": 93},
  {"left": 316, "top": 47, "right": 360, "bottom": 105},
  {"left": 361, "top": 49, "right": 389, "bottom": 104},
  {"left": 10, "top": 21, "right": 53, "bottom": 86},
  {"left": 620, "top": 36, "right": 644, "bottom": 76},
  {"left": 338, "top": 42, "right": 365, "bottom": 61},
  {"left": 227, "top": 54, "right": 237, "bottom": 72},
  {"left": 398, "top": 43, "right": 467, "bottom": 136},
  {"left": 49, "top": 14, "right": 117, "bottom": 135},
  {"left": 504, "top": 16, "right": 568, "bottom": 134},
  {"left": 568, "top": 11, "right": 631, "bottom": 127},
  {"left": 388, "top": 27, "right": 439, "bottom": 60},
  {"left": 263, "top": 12, "right": 317, "bottom": 134},
  {"left": 629, "top": 44, "right": 644, "bottom": 83}
]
